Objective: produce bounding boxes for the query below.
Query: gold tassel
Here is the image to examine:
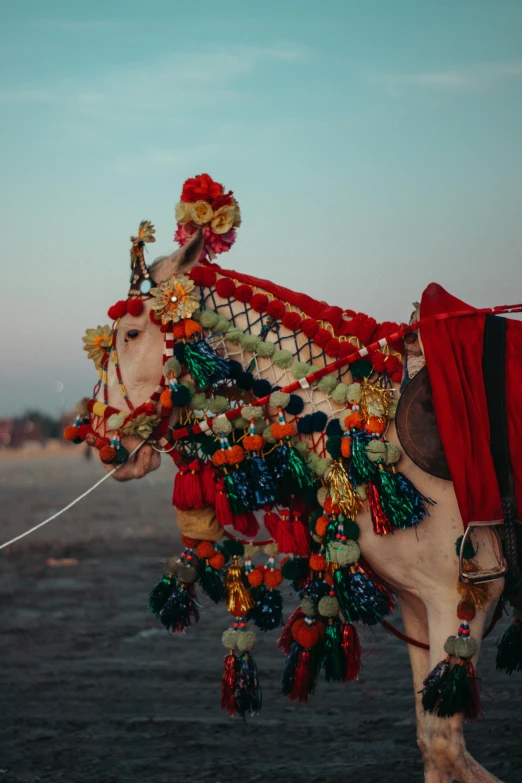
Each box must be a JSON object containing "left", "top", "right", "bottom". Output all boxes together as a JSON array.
[
  {"left": 360, "top": 378, "right": 393, "bottom": 426},
  {"left": 456, "top": 560, "right": 490, "bottom": 608},
  {"left": 225, "top": 557, "right": 255, "bottom": 615},
  {"left": 325, "top": 460, "right": 363, "bottom": 517}
]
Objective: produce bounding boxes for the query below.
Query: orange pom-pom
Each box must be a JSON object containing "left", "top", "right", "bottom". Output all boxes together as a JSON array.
[
  {"left": 344, "top": 410, "right": 363, "bottom": 430},
  {"left": 226, "top": 445, "right": 245, "bottom": 465},
  {"left": 209, "top": 552, "right": 225, "bottom": 570},
  {"left": 173, "top": 322, "right": 186, "bottom": 339},
  {"left": 309, "top": 553, "right": 326, "bottom": 571},
  {"left": 185, "top": 318, "right": 202, "bottom": 337},
  {"left": 291, "top": 617, "right": 306, "bottom": 642},
  {"left": 212, "top": 450, "right": 227, "bottom": 467},
  {"left": 196, "top": 541, "right": 216, "bottom": 559},
  {"left": 341, "top": 437, "right": 351, "bottom": 458},
  {"left": 271, "top": 422, "right": 294, "bottom": 440},
  {"left": 264, "top": 568, "right": 283, "bottom": 588},
  {"left": 323, "top": 496, "right": 333, "bottom": 514},
  {"left": 315, "top": 515, "right": 330, "bottom": 538},
  {"left": 160, "top": 389, "right": 173, "bottom": 408},
  {"left": 247, "top": 569, "right": 264, "bottom": 587},
  {"left": 297, "top": 624, "right": 322, "bottom": 650},
  {"left": 365, "top": 416, "right": 386, "bottom": 435},
  {"left": 63, "top": 425, "right": 78, "bottom": 442},
  {"left": 182, "top": 535, "right": 200, "bottom": 548},
  {"left": 99, "top": 445, "right": 116, "bottom": 464},
  {"left": 243, "top": 434, "right": 265, "bottom": 451}
]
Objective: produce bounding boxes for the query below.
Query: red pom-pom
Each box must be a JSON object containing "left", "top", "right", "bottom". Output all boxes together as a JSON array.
[
  {"left": 338, "top": 341, "right": 355, "bottom": 358},
  {"left": 189, "top": 266, "right": 206, "bottom": 285},
  {"left": 370, "top": 351, "right": 387, "bottom": 373},
  {"left": 457, "top": 600, "right": 476, "bottom": 621},
  {"left": 76, "top": 424, "right": 92, "bottom": 441},
  {"left": 197, "top": 541, "right": 216, "bottom": 559},
  {"left": 127, "top": 298, "right": 144, "bottom": 317},
  {"left": 234, "top": 284, "right": 253, "bottom": 303},
  {"left": 63, "top": 425, "right": 78, "bottom": 442},
  {"left": 264, "top": 568, "right": 283, "bottom": 588},
  {"left": 384, "top": 354, "right": 402, "bottom": 374},
  {"left": 391, "top": 367, "right": 403, "bottom": 382},
  {"left": 99, "top": 445, "right": 116, "bottom": 463},
  {"left": 248, "top": 569, "right": 264, "bottom": 587},
  {"left": 95, "top": 436, "right": 110, "bottom": 449},
  {"left": 181, "top": 535, "right": 200, "bottom": 548},
  {"left": 108, "top": 300, "right": 128, "bottom": 320},
  {"left": 209, "top": 552, "right": 225, "bottom": 570},
  {"left": 250, "top": 293, "right": 268, "bottom": 312},
  {"left": 282, "top": 312, "right": 302, "bottom": 331},
  {"left": 314, "top": 328, "right": 331, "bottom": 348},
  {"left": 324, "top": 337, "right": 340, "bottom": 357},
  {"left": 266, "top": 300, "right": 286, "bottom": 320},
  {"left": 301, "top": 318, "right": 319, "bottom": 338},
  {"left": 149, "top": 309, "right": 162, "bottom": 326},
  {"left": 373, "top": 321, "right": 404, "bottom": 354},
  {"left": 215, "top": 277, "right": 236, "bottom": 298}
]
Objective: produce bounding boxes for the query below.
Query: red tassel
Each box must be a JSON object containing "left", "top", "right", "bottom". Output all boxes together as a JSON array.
[
  {"left": 366, "top": 481, "right": 393, "bottom": 535},
  {"left": 221, "top": 653, "right": 237, "bottom": 716},
  {"left": 277, "top": 607, "right": 304, "bottom": 654},
  {"left": 264, "top": 511, "right": 280, "bottom": 540},
  {"left": 215, "top": 480, "right": 233, "bottom": 526},
  {"left": 232, "top": 513, "right": 250, "bottom": 534},
  {"left": 242, "top": 511, "right": 260, "bottom": 538},
  {"left": 466, "top": 660, "right": 482, "bottom": 720},
  {"left": 271, "top": 511, "right": 296, "bottom": 553},
  {"left": 342, "top": 622, "right": 361, "bottom": 681},
  {"left": 201, "top": 461, "right": 216, "bottom": 506},
  {"left": 290, "top": 649, "right": 313, "bottom": 703},
  {"left": 173, "top": 461, "right": 203, "bottom": 510},
  {"left": 292, "top": 515, "right": 310, "bottom": 557}
]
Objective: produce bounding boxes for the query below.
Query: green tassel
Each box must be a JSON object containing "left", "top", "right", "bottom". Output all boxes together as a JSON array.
[
  {"left": 199, "top": 563, "right": 226, "bottom": 604},
  {"left": 496, "top": 620, "right": 522, "bottom": 674},
  {"left": 287, "top": 445, "right": 315, "bottom": 489},
  {"left": 351, "top": 434, "right": 376, "bottom": 483},
  {"left": 456, "top": 535, "right": 476, "bottom": 560},
  {"left": 333, "top": 567, "right": 355, "bottom": 623},
  {"left": 148, "top": 573, "right": 176, "bottom": 616},
  {"left": 377, "top": 468, "right": 416, "bottom": 529},
  {"left": 183, "top": 339, "right": 230, "bottom": 388},
  {"left": 321, "top": 621, "right": 344, "bottom": 682},
  {"left": 436, "top": 661, "right": 480, "bottom": 720},
  {"left": 224, "top": 472, "right": 246, "bottom": 514}
]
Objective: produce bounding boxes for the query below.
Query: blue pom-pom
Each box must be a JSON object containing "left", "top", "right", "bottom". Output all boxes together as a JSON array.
[
  {"left": 174, "top": 342, "right": 185, "bottom": 362},
  {"left": 326, "top": 419, "right": 342, "bottom": 436},
  {"left": 297, "top": 415, "right": 314, "bottom": 435},
  {"left": 286, "top": 394, "right": 305, "bottom": 415},
  {"left": 252, "top": 378, "right": 272, "bottom": 398},
  {"left": 312, "top": 411, "right": 328, "bottom": 432},
  {"left": 237, "top": 371, "right": 254, "bottom": 390},
  {"left": 171, "top": 385, "right": 191, "bottom": 407},
  {"left": 227, "top": 360, "right": 243, "bottom": 379}
]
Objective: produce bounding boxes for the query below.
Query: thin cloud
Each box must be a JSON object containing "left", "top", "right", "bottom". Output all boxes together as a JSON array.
[{"left": 379, "top": 61, "right": 522, "bottom": 91}]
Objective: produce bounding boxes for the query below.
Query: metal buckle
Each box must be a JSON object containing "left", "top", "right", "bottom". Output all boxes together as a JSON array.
[{"left": 459, "top": 522, "right": 507, "bottom": 584}]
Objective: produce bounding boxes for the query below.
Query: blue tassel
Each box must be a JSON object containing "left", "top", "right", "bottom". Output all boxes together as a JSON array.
[
  {"left": 333, "top": 568, "right": 393, "bottom": 626},
  {"left": 246, "top": 455, "right": 277, "bottom": 508},
  {"left": 234, "top": 652, "right": 262, "bottom": 717},
  {"left": 183, "top": 338, "right": 230, "bottom": 387},
  {"left": 159, "top": 584, "right": 199, "bottom": 632},
  {"left": 394, "top": 471, "right": 434, "bottom": 526},
  {"left": 250, "top": 586, "right": 283, "bottom": 631}
]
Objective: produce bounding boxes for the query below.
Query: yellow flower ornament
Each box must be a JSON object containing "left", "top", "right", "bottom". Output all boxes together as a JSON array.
[
  {"left": 149, "top": 273, "right": 199, "bottom": 325},
  {"left": 82, "top": 325, "right": 112, "bottom": 369}
]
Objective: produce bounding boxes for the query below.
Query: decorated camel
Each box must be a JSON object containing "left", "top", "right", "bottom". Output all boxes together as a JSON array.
[{"left": 65, "top": 174, "right": 522, "bottom": 783}]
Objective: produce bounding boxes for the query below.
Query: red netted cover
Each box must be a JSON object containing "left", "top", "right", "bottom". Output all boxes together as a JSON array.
[{"left": 420, "top": 283, "right": 522, "bottom": 526}]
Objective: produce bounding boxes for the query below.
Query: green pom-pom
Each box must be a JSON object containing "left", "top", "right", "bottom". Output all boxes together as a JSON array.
[
  {"left": 273, "top": 349, "right": 293, "bottom": 369},
  {"left": 191, "top": 392, "right": 208, "bottom": 411},
  {"left": 200, "top": 309, "right": 219, "bottom": 329},
  {"left": 317, "top": 375, "right": 337, "bottom": 394},
  {"left": 344, "top": 519, "right": 360, "bottom": 540},
  {"left": 350, "top": 359, "right": 373, "bottom": 380},
  {"left": 240, "top": 334, "right": 261, "bottom": 352},
  {"left": 291, "top": 361, "right": 312, "bottom": 380},
  {"left": 256, "top": 341, "right": 276, "bottom": 358},
  {"left": 209, "top": 396, "right": 229, "bottom": 414},
  {"left": 456, "top": 535, "right": 476, "bottom": 560},
  {"left": 221, "top": 539, "right": 245, "bottom": 558},
  {"left": 315, "top": 457, "right": 332, "bottom": 477},
  {"left": 325, "top": 436, "right": 342, "bottom": 459},
  {"left": 281, "top": 556, "right": 309, "bottom": 582},
  {"left": 331, "top": 383, "right": 348, "bottom": 403},
  {"left": 212, "top": 315, "right": 230, "bottom": 333},
  {"left": 225, "top": 327, "right": 243, "bottom": 345},
  {"left": 197, "top": 436, "right": 219, "bottom": 456}
]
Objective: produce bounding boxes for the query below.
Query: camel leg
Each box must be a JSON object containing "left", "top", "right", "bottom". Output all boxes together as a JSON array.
[
  {"left": 421, "top": 585, "right": 505, "bottom": 783},
  {"left": 398, "top": 593, "right": 451, "bottom": 783}
]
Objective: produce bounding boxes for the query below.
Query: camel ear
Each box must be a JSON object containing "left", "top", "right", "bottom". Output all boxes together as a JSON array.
[{"left": 150, "top": 229, "right": 205, "bottom": 284}]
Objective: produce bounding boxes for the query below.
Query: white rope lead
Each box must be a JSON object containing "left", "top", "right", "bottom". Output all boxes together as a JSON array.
[{"left": 0, "top": 441, "right": 146, "bottom": 551}]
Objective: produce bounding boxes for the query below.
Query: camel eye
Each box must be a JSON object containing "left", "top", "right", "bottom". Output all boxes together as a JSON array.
[{"left": 126, "top": 329, "right": 140, "bottom": 339}]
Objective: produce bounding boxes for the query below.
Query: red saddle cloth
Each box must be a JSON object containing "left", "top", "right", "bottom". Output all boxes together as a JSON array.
[{"left": 420, "top": 283, "right": 522, "bottom": 527}]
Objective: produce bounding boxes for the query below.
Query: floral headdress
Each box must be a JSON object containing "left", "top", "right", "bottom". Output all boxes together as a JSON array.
[{"left": 174, "top": 173, "right": 241, "bottom": 261}]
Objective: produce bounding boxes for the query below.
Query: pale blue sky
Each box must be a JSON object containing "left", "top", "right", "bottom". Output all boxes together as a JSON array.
[{"left": 1, "top": 0, "right": 522, "bottom": 416}]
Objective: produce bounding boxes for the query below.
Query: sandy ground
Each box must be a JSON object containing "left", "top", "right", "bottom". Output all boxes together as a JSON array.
[{"left": 0, "top": 452, "right": 521, "bottom": 783}]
